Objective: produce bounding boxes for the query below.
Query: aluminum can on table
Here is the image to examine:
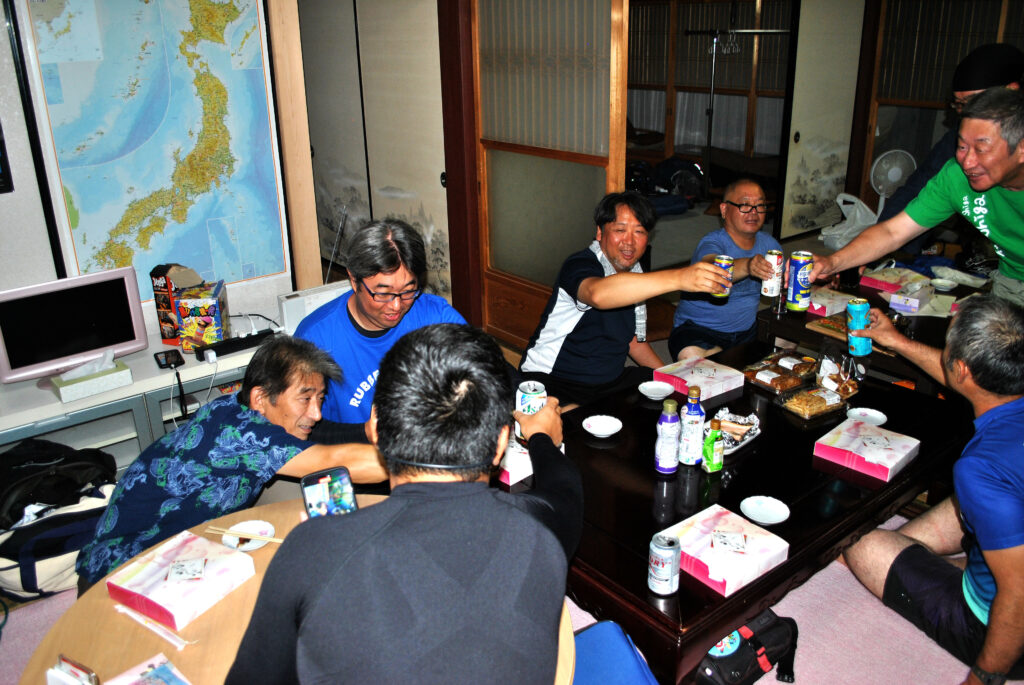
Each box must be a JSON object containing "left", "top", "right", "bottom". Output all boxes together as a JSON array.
[
  {"left": 648, "top": 534, "right": 681, "bottom": 595},
  {"left": 786, "top": 251, "right": 813, "bottom": 311},
  {"left": 761, "top": 249, "right": 784, "bottom": 297},
  {"left": 846, "top": 298, "right": 873, "bottom": 356},
  {"left": 514, "top": 381, "right": 547, "bottom": 440},
  {"left": 712, "top": 255, "right": 734, "bottom": 298}
]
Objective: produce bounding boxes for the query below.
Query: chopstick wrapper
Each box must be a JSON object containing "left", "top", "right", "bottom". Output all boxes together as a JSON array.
[{"left": 107, "top": 530, "right": 254, "bottom": 631}]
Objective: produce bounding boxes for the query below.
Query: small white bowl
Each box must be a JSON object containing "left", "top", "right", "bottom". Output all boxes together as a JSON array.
[
  {"left": 847, "top": 407, "right": 887, "bottom": 426},
  {"left": 583, "top": 415, "right": 622, "bottom": 438},
  {"left": 740, "top": 496, "right": 790, "bottom": 526},
  {"left": 639, "top": 380, "right": 674, "bottom": 400},
  {"left": 930, "top": 278, "right": 957, "bottom": 292}
]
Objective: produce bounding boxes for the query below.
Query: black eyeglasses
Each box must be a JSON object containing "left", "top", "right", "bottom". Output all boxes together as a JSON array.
[
  {"left": 724, "top": 201, "right": 769, "bottom": 214},
  {"left": 359, "top": 280, "right": 421, "bottom": 303}
]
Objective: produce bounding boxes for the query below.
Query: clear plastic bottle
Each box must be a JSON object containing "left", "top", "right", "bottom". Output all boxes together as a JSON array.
[
  {"left": 654, "top": 399, "right": 680, "bottom": 474},
  {"left": 678, "top": 386, "right": 705, "bottom": 466}
]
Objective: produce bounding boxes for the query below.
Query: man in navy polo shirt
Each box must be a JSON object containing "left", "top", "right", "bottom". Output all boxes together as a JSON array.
[{"left": 519, "top": 191, "right": 731, "bottom": 406}]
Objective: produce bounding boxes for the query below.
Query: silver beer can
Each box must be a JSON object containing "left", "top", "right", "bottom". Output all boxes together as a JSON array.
[
  {"left": 648, "top": 534, "right": 681, "bottom": 595},
  {"left": 761, "top": 249, "right": 784, "bottom": 297},
  {"left": 514, "top": 381, "right": 547, "bottom": 440}
]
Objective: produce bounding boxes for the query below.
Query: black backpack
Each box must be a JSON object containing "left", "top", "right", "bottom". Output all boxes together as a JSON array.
[{"left": 0, "top": 438, "right": 116, "bottom": 530}]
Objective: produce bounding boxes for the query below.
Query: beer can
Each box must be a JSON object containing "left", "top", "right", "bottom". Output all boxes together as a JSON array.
[
  {"left": 761, "top": 249, "right": 784, "bottom": 297},
  {"left": 648, "top": 534, "right": 681, "bottom": 595},
  {"left": 712, "top": 255, "right": 734, "bottom": 298},
  {"left": 514, "top": 381, "right": 547, "bottom": 440},
  {"left": 846, "top": 298, "right": 873, "bottom": 356},
  {"left": 786, "top": 251, "right": 813, "bottom": 311}
]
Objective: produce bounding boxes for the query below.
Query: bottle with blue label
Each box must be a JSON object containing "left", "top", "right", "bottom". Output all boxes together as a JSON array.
[
  {"left": 654, "top": 399, "right": 680, "bottom": 474},
  {"left": 678, "top": 386, "right": 705, "bottom": 466}
]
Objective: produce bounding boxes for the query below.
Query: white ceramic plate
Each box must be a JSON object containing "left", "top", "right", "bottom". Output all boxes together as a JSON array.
[
  {"left": 930, "top": 277, "right": 957, "bottom": 292},
  {"left": 846, "top": 407, "right": 887, "bottom": 426},
  {"left": 583, "top": 415, "right": 622, "bottom": 438},
  {"left": 221, "top": 520, "right": 275, "bottom": 552},
  {"left": 740, "top": 496, "right": 790, "bottom": 526},
  {"left": 639, "top": 380, "right": 674, "bottom": 400}
]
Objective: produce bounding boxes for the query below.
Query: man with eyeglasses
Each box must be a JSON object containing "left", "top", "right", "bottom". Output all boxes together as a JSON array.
[
  {"left": 811, "top": 87, "right": 1024, "bottom": 307},
  {"left": 668, "top": 179, "right": 782, "bottom": 361},
  {"left": 520, "top": 191, "right": 731, "bottom": 406},
  {"left": 295, "top": 219, "right": 465, "bottom": 435},
  {"left": 876, "top": 43, "right": 1023, "bottom": 249}
]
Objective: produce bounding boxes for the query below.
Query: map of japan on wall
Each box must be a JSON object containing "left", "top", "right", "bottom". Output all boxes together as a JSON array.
[{"left": 13, "top": 0, "right": 290, "bottom": 300}]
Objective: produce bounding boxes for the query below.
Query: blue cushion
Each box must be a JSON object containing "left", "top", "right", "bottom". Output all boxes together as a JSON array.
[{"left": 573, "top": 620, "right": 660, "bottom": 684}]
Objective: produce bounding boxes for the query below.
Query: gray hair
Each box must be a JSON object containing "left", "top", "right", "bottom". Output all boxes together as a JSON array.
[
  {"left": 345, "top": 218, "right": 428, "bottom": 286},
  {"left": 961, "top": 87, "right": 1024, "bottom": 151},
  {"left": 945, "top": 295, "right": 1024, "bottom": 396}
]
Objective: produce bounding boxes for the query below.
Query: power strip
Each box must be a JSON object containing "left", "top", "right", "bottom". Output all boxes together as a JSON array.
[{"left": 194, "top": 328, "right": 277, "bottom": 362}]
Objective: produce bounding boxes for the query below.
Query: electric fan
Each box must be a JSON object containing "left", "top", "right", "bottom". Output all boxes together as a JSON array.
[{"left": 869, "top": 149, "right": 917, "bottom": 217}]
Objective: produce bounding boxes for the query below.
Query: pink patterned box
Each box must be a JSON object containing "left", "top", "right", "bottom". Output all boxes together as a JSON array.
[
  {"left": 813, "top": 418, "right": 920, "bottom": 482},
  {"left": 659, "top": 504, "right": 789, "bottom": 597},
  {"left": 654, "top": 358, "right": 744, "bottom": 399},
  {"left": 107, "top": 531, "right": 255, "bottom": 630}
]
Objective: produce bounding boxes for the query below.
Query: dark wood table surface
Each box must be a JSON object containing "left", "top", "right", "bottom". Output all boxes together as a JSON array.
[
  {"left": 755, "top": 284, "right": 970, "bottom": 396},
  {"left": 563, "top": 341, "right": 973, "bottom": 684}
]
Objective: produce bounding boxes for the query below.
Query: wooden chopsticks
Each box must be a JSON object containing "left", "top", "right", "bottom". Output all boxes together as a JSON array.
[{"left": 204, "top": 526, "right": 283, "bottom": 544}]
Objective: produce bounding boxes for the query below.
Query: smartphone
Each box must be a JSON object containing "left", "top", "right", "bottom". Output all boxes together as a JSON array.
[
  {"left": 300, "top": 466, "right": 357, "bottom": 518},
  {"left": 154, "top": 349, "right": 185, "bottom": 369}
]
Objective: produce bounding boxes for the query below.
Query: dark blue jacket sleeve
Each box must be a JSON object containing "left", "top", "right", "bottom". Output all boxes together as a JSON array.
[{"left": 514, "top": 434, "right": 584, "bottom": 559}]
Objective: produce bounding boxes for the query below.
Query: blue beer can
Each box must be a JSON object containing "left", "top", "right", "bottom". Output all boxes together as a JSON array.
[
  {"left": 847, "top": 298, "right": 873, "bottom": 356},
  {"left": 786, "top": 251, "right": 813, "bottom": 311}
]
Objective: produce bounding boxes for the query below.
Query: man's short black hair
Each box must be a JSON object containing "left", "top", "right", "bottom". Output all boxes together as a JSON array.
[
  {"left": 374, "top": 324, "right": 512, "bottom": 481},
  {"left": 345, "top": 218, "right": 428, "bottom": 287},
  {"left": 593, "top": 191, "right": 657, "bottom": 232},
  {"left": 240, "top": 335, "right": 342, "bottom": 406}
]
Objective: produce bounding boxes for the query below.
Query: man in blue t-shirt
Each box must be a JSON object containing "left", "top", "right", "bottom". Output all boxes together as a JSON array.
[
  {"left": 669, "top": 179, "right": 782, "bottom": 361},
  {"left": 519, "top": 191, "right": 732, "bottom": 405},
  {"left": 844, "top": 295, "right": 1024, "bottom": 684},
  {"left": 75, "top": 336, "right": 386, "bottom": 592},
  {"left": 296, "top": 219, "right": 465, "bottom": 436}
]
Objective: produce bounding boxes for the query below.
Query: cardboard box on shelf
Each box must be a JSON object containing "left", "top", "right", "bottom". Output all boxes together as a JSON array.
[
  {"left": 150, "top": 265, "right": 203, "bottom": 345},
  {"left": 176, "top": 280, "right": 230, "bottom": 352}
]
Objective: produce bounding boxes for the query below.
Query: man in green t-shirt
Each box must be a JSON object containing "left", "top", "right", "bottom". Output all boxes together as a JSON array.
[{"left": 810, "top": 87, "right": 1024, "bottom": 305}]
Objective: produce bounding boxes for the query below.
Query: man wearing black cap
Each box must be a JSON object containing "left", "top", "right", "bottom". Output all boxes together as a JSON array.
[
  {"left": 810, "top": 86, "right": 1024, "bottom": 306},
  {"left": 878, "top": 43, "right": 1024, "bottom": 231}
]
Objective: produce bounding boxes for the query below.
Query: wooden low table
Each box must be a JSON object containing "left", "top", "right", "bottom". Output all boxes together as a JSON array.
[
  {"left": 563, "top": 342, "right": 972, "bottom": 684},
  {"left": 22, "top": 491, "right": 576, "bottom": 684}
]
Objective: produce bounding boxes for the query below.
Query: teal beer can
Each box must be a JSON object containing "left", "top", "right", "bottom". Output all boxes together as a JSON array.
[{"left": 847, "top": 298, "right": 872, "bottom": 356}]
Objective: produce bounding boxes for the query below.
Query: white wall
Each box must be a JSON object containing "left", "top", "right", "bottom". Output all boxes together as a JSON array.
[{"left": 0, "top": 1, "right": 57, "bottom": 290}]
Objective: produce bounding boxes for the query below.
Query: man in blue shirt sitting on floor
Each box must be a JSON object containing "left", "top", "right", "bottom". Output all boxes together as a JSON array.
[
  {"left": 668, "top": 178, "right": 782, "bottom": 361},
  {"left": 844, "top": 295, "right": 1024, "bottom": 685}
]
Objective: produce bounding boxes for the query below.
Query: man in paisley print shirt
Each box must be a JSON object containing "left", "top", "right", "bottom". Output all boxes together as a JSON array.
[{"left": 74, "top": 335, "right": 385, "bottom": 592}]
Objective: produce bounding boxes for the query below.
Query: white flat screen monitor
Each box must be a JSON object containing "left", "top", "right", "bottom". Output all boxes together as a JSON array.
[{"left": 0, "top": 267, "right": 148, "bottom": 384}]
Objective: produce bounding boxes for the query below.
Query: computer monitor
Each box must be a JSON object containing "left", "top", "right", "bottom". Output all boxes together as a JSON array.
[{"left": 0, "top": 267, "right": 148, "bottom": 384}]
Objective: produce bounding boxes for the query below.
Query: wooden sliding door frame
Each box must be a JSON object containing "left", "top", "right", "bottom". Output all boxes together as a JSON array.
[{"left": 463, "top": 0, "right": 630, "bottom": 349}]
